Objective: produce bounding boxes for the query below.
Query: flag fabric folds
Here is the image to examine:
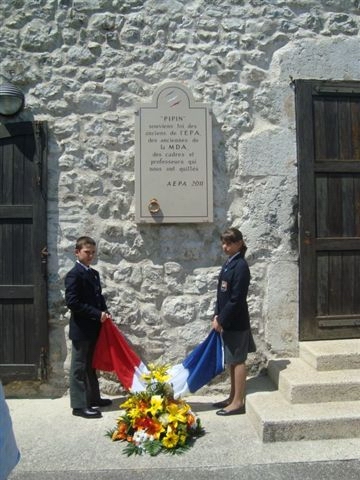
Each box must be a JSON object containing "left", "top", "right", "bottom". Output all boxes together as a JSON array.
[
  {"left": 92, "top": 319, "right": 147, "bottom": 392},
  {"left": 93, "top": 320, "right": 224, "bottom": 397},
  {"left": 169, "top": 329, "right": 224, "bottom": 397}
]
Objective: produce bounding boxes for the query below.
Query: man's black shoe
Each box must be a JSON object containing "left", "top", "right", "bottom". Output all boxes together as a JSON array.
[
  {"left": 90, "top": 398, "right": 113, "bottom": 408},
  {"left": 72, "top": 407, "right": 102, "bottom": 418}
]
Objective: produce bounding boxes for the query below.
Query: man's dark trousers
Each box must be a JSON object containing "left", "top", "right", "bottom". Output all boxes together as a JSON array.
[{"left": 70, "top": 339, "right": 101, "bottom": 409}]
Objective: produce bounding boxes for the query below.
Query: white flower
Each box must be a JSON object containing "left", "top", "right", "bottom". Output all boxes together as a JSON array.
[{"left": 133, "top": 429, "right": 150, "bottom": 447}]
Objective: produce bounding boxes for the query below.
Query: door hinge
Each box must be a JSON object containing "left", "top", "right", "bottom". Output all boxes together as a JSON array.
[
  {"left": 39, "top": 346, "right": 48, "bottom": 381},
  {"left": 41, "top": 246, "right": 49, "bottom": 277}
]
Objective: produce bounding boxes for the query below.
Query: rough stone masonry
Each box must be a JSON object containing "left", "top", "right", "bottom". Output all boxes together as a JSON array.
[{"left": 1, "top": 0, "right": 360, "bottom": 395}]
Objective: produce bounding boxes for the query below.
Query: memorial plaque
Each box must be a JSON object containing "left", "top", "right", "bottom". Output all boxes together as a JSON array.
[{"left": 135, "top": 82, "right": 213, "bottom": 223}]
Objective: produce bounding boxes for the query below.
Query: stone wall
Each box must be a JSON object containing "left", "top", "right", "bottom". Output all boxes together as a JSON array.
[{"left": 1, "top": 0, "right": 360, "bottom": 395}]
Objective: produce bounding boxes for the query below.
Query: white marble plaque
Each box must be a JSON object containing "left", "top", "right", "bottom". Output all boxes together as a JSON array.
[{"left": 135, "top": 82, "right": 213, "bottom": 223}]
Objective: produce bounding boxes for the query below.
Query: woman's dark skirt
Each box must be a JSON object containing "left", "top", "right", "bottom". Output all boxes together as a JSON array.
[{"left": 221, "top": 328, "right": 256, "bottom": 364}]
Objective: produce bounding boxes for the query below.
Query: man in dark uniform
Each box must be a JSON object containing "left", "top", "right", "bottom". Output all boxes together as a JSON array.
[{"left": 65, "top": 236, "right": 112, "bottom": 418}]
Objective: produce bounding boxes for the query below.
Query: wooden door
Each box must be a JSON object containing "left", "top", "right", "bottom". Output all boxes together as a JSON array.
[
  {"left": 0, "top": 121, "right": 48, "bottom": 382},
  {"left": 296, "top": 80, "right": 360, "bottom": 340}
]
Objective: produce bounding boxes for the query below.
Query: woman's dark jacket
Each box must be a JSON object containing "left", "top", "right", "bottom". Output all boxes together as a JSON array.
[{"left": 215, "top": 253, "right": 250, "bottom": 331}]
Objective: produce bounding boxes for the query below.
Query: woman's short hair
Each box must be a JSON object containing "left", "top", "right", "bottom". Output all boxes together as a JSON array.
[{"left": 220, "top": 228, "right": 247, "bottom": 255}]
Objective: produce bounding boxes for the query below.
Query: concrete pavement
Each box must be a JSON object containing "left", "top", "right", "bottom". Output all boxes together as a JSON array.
[{"left": 5, "top": 376, "right": 360, "bottom": 479}]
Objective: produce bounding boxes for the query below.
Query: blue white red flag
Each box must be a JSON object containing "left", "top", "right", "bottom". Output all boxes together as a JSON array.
[
  {"left": 92, "top": 319, "right": 147, "bottom": 392},
  {"left": 169, "top": 329, "right": 224, "bottom": 397},
  {"left": 93, "top": 320, "right": 224, "bottom": 396}
]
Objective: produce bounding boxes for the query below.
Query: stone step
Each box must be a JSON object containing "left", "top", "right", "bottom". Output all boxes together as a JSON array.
[
  {"left": 267, "top": 357, "right": 360, "bottom": 403},
  {"left": 300, "top": 339, "right": 360, "bottom": 371},
  {"left": 246, "top": 390, "right": 360, "bottom": 442}
]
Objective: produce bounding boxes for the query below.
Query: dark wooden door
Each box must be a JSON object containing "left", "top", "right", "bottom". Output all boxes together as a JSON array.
[
  {"left": 296, "top": 80, "right": 360, "bottom": 340},
  {"left": 0, "top": 121, "right": 48, "bottom": 382}
]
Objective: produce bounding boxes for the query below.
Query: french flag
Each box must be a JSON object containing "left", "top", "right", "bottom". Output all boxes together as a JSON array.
[
  {"left": 169, "top": 329, "right": 224, "bottom": 397},
  {"left": 93, "top": 320, "right": 224, "bottom": 397},
  {"left": 92, "top": 319, "right": 147, "bottom": 392}
]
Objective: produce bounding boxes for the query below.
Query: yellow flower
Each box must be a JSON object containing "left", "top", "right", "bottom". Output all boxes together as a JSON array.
[
  {"left": 147, "top": 395, "right": 163, "bottom": 416},
  {"left": 125, "top": 399, "right": 149, "bottom": 422},
  {"left": 166, "top": 401, "right": 188, "bottom": 426},
  {"left": 120, "top": 397, "right": 139, "bottom": 410},
  {"left": 142, "top": 363, "right": 170, "bottom": 383},
  {"left": 178, "top": 433, "right": 187, "bottom": 446},
  {"left": 162, "top": 429, "right": 179, "bottom": 449},
  {"left": 128, "top": 409, "right": 145, "bottom": 422},
  {"left": 153, "top": 370, "right": 170, "bottom": 383}
]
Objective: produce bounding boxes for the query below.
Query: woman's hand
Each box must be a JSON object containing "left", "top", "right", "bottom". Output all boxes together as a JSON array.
[{"left": 212, "top": 315, "right": 223, "bottom": 333}]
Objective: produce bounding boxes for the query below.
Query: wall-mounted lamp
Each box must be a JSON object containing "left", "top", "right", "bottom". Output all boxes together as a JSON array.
[{"left": 0, "top": 83, "right": 25, "bottom": 116}]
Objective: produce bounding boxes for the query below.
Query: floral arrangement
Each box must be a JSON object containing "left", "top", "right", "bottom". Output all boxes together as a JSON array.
[{"left": 107, "top": 364, "right": 205, "bottom": 456}]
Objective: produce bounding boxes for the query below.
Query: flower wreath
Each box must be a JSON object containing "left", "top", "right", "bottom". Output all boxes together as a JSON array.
[{"left": 107, "top": 364, "right": 205, "bottom": 456}]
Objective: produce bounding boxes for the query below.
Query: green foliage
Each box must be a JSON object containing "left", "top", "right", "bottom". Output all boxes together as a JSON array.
[
  {"left": 105, "top": 428, "right": 116, "bottom": 439},
  {"left": 143, "top": 439, "right": 163, "bottom": 456}
]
